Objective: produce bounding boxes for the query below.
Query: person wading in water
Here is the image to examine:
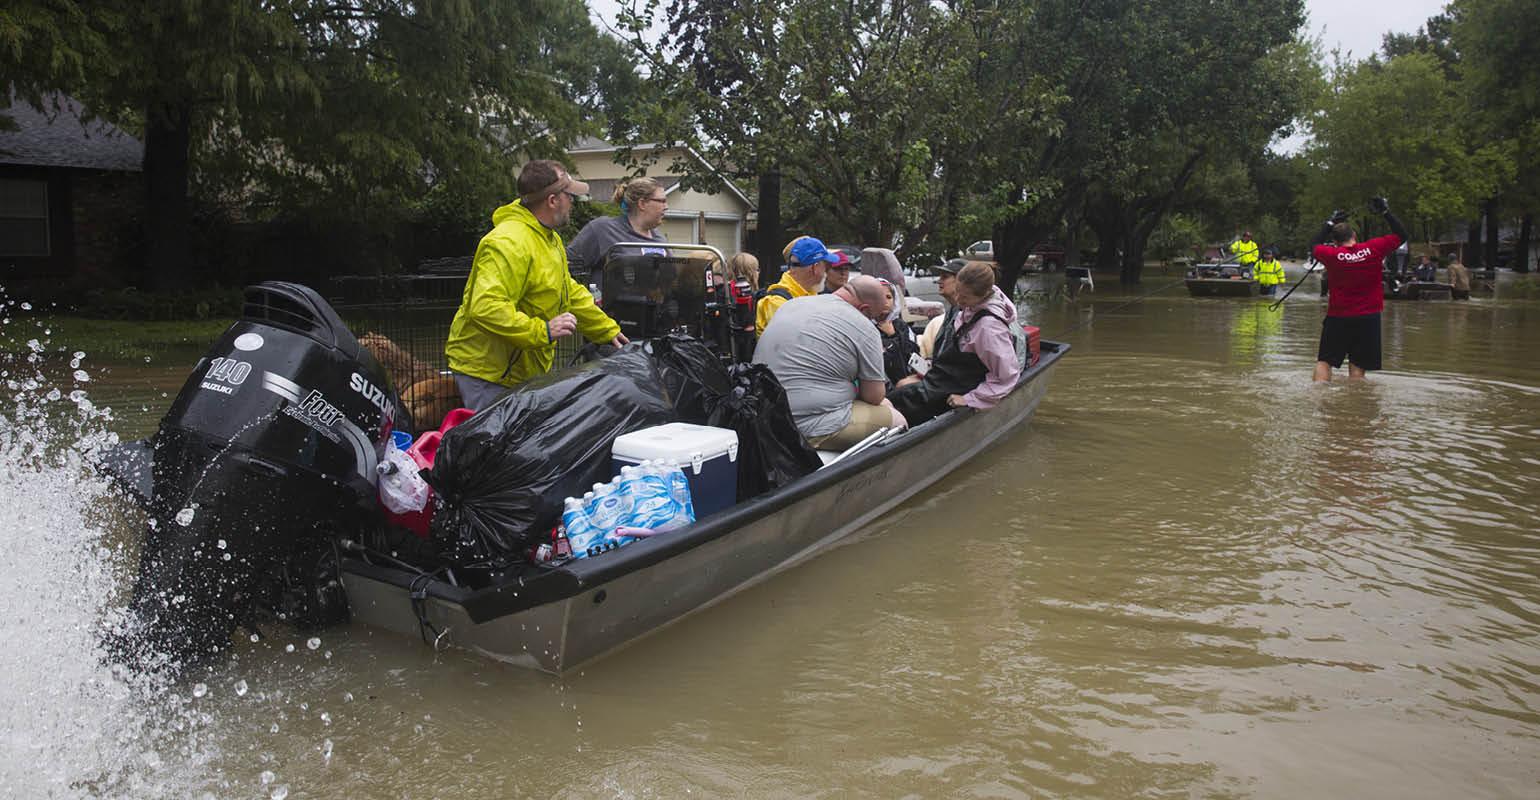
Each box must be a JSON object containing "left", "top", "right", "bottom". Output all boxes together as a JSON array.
[{"left": 1309, "top": 197, "right": 1409, "bottom": 382}]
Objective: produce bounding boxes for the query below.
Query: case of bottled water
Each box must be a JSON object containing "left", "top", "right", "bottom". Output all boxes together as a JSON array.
[{"left": 561, "top": 460, "right": 696, "bottom": 560}]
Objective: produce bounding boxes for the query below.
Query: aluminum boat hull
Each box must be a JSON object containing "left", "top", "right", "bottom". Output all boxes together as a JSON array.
[
  {"left": 1185, "top": 278, "right": 1260, "bottom": 297},
  {"left": 340, "top": 341, "right": 1068, "bottom": 673}
]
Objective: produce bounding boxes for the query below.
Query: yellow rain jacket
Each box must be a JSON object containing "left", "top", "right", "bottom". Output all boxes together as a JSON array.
[
  {"left": 754, "top": 271, "right": 817, "bottom": 336},
  {"left": 1229, "top": 238, "right": 1260, "bottom": 266},
  {"left": 1254, "top": 258, "right": 1285, "bottom": 286},
  {"left": 445, "top": 200, "right": 620, "bottom": 387}
]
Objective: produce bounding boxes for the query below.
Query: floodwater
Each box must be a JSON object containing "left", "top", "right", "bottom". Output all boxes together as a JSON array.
[{"left": 3, "top": 268, "right": 1539, "bottom": 798}]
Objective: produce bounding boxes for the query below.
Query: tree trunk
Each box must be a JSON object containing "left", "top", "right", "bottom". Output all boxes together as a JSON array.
[
  {"left": 1514, "top": 212, "right": 1532, "bottom": 273},
  {"left": 1483, "top": 197, "right": 1500, "bottom": 272},
  {"left": 1466, "top": 218, "right": 1482, "bottom": 269},
  {"left": 993, "top": 189, "right": 1034, "bottom": 297},
  {"left": 755, "top": 170, "right": 782, "bottom": 288},
  {"left": 141, "top": 100, "right": 193, "bottom": 290},
  {"left": 1122, "top": 214, "right": 1163, "bottom": 285}
]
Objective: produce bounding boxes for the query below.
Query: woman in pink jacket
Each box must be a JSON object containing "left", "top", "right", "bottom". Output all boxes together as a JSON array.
[{"left": 889, "top": 261, "right": 1022, "bottom": 425}]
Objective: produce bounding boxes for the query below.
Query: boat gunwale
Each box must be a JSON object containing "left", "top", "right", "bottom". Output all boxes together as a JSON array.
[{"left": 342, "top": 340, "right": 1069, "bottom": 622}]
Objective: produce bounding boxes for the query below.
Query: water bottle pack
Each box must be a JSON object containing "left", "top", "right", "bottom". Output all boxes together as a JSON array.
[{"left": 561, "top": 460, "right": 695, "bottom": 559}]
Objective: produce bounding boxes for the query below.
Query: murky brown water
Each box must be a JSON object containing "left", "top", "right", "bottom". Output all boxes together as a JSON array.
[{"left": 59, "top": 270, "right": 1540, "bottom": 796}]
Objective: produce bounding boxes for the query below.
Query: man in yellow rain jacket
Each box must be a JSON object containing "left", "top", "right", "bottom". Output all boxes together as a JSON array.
[
  {"left": 446, "top": 160, "right": 628, "bottom": 409},
  {"left": 1254, "top": 248, "right": 1285, "bottom": 296},
  {"left": 1229, "top": 231, "right": 1260, "bottom": 269},
  {"left": 755, "top": 236, "right": 838, "bottom": 335}
]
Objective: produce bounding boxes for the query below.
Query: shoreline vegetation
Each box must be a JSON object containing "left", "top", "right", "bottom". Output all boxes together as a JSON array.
[{"left": 1, "top": 317, "right": 236, "bottom": 360}]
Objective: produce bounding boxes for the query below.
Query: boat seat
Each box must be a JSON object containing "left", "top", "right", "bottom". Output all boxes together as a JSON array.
[{"left": 816, "top": 450, "right": 841, "bottom": 467}]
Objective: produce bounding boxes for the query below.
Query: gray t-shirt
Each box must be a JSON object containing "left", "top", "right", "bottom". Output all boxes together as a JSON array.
[
  {"left": 753, "top": 294, "right": 885, "bottom": 437},
  {"left": 565, "top": 215, "right": 668, "bottom": 279}
]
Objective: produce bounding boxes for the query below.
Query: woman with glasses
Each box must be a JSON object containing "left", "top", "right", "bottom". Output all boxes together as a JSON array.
[{"left": 565, "top": 176, "right": 671, "bottom": 283}]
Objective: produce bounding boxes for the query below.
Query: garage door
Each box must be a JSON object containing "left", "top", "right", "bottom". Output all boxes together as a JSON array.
[{"left": 702, "top": 220, "right": 741, "bottom": 256}]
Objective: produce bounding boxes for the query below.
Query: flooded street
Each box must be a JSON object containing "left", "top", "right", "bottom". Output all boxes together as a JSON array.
[{"left": 5, "top": 270, "right": 1539, "bottom": 798}]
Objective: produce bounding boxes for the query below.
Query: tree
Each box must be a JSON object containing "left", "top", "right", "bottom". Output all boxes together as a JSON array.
[
  {"left": 1304, "top": 51, "right": 1514, "bottom": 247},
  {"left": 1453, "top": 0, "right": 1540, "bottom": 272},
  {"left": 617, "top": 0, "right": 1060, "bottom": 269},
  {"left": 985, "top": 0, "right": 1314, "bottom": 285},
  {"left": 3, "top": 1, "right": 636, "bottom": 287}
]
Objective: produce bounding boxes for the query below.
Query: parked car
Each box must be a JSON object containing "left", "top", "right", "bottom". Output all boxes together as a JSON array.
[
  {"left": 828, "top": 243, "right": 864, "bottom": 270},
  {"left": 959, "top": 239, "right": 1065, "bottom": 272}
]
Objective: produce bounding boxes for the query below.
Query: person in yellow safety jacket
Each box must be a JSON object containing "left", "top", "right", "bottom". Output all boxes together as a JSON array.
[
  {"left": 1229, "top": 231, "right": 1260, "bottom": 268},
  {"left": 755, "top": 236, "right": 838, "bottom": 335},
  {"left": 446, "top": 159, "right": 629, "bottom": 410},
  {"left": 1254, "top": 248, "right": 1286, "bottom": 296}
]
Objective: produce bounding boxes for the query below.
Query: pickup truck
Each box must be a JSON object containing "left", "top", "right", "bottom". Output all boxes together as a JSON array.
[{"left": 961, "top": 240, "right": 1066, "bottom": 272}]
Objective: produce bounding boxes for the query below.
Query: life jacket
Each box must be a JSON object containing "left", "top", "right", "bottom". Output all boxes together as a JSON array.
[{"left": 889, "top": 307, "right": 1000, "bottom": 425}]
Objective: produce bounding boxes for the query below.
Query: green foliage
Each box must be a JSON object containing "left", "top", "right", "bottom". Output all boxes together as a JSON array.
[
  {"left": 0, "top": 317, "right": 237, "bottom": 360},
  {"left": 1452, "top": 0, "right": 1540, "bottom": 211},
  {"left": 1148, "top": 213, "right": 1207, "bottom": 261},
  {"left": 1304, "top": 51, "right": 1515, "bottom": 229},
  {"left": 3, "top": 1, "right": 640, "bottom": 282},
  {"left": 619, "top": 0, "right": 1062, "bottom": 253}
]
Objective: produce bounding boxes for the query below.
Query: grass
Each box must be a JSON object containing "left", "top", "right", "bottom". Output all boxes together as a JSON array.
[{"left": 0, "top": 315, "right": 236, "bottom": 361}]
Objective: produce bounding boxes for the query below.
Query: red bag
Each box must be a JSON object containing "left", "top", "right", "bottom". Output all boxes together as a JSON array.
[
  {"left": 388, "top": 407, "right": 476, "bottom": 537},
  {"left": 1023, "top": 325, "right": 1041, "bottom": 367}
]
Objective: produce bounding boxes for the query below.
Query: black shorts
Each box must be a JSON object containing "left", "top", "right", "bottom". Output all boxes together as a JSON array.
[{"left": 1317, "top": 313, "right": 1381, "bottom": 370}]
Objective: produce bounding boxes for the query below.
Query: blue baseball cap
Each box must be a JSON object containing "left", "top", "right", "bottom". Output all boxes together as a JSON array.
[{"left": 788, "top": 237, "right": 840, "bottom": 267}]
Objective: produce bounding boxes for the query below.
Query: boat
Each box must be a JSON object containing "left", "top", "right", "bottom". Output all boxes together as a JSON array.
[
  {"left": 102, "top": 280, "right": 1066, "bottom": 675},
  {"left": 1385, "top": 279, "right": 1454, "bottom": 301},
  {"left": 1185, "top": 261, "right": 1260, "bottom": 297}
]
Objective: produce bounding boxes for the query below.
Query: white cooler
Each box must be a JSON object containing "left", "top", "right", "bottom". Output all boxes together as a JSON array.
[{"left": 611, "top": 422, "right": 739, "bottom": 519}]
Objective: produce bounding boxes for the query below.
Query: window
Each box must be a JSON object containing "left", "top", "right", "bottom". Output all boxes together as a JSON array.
[{"left": 0, "top": 179, "right": 50, "bottom": 257}]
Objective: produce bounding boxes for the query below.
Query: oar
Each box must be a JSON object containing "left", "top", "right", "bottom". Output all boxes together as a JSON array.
[{"left": 1268, "top": 256, "right": 1320, "bottom": 312}]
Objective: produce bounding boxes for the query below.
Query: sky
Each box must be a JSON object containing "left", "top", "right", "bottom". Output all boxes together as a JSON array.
[
  {"left": 589, "top": 0, "right": 1455, "bottom": 61},
  {"left": 1303, "top": 0, "right": 1451, "bottom": 63}
]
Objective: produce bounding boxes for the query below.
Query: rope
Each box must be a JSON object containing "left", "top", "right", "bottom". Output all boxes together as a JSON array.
[{"left": 1051, "top": 276, "right": 1188, "bottom": 340}]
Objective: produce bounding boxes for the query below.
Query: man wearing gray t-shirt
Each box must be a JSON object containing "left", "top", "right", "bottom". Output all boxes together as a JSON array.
[{"left": 754, "top": 275, "right": 909, "bottom": 449}]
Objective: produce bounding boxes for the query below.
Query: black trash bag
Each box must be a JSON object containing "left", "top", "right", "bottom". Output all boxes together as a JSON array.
[
  {"left": 705, "top": 363, "right": 824, "bottom": 500},
  {"left": 425, "top": 346, "right": 675, "bottom": 568},
  {"left": 650, "top": 334, "right": 731, "bottom": 424}
]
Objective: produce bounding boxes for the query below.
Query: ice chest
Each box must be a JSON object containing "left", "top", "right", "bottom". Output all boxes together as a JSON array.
[
  {"left": 1023, "top": 325, "right": 1041, "bottom": 367},
  {"left": 611, "top": 422, "right": 739, "bottom": 519}
]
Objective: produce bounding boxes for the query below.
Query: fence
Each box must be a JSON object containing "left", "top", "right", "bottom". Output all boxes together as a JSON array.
[{"left": 326, "top": 266, "right": 582, "bottom": 394}]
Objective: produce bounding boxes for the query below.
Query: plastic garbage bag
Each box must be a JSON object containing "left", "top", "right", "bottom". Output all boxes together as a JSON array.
[
  {"left": 377, "top": 440, "right": 430, "bottom": 514},
  {"left": 425, "top": 346, "right": 675, "bottom": 567},
  {"left": 562, "top": 460, "right": 695, "bottom": 559},
  {"left": 705, "top": 363, "right": 823, "bottom": 500},
  {"left": 649, "top": 334, "right": 730, "bottom": 424}
]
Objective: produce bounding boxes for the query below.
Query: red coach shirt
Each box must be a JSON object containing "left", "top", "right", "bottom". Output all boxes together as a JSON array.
[{"left": 1313, "top": 234, "right": 1403, "bottom": 317}]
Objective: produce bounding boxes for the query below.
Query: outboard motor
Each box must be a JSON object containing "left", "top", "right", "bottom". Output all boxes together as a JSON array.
[{"left": 111, "top": 282, "right": 404, "bottom": 670}]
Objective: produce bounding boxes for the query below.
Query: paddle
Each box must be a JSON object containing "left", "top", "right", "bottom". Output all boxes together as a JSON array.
[{"left": 1267, "top": 255, "right": 1320, "bottom": 312}]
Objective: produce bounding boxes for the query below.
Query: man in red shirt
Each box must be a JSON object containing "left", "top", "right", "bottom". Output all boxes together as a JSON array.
[{"left": 1311, "top": 197, "right": 1409, "bottom": 381}]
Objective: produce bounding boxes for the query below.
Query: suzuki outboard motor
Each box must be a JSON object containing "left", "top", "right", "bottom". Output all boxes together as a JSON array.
[{"left": 112, "top": 282, "right": 404, "bottom": 671}]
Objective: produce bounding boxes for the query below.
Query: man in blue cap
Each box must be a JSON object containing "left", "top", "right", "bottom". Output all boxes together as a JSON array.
[{"left": 756, "top": 236, "right": 839, "bottom": 335}]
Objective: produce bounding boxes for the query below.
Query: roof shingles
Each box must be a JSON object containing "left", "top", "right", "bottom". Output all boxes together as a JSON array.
[{"left": 1, "top": 95, "right": 144, "bottom": 172}]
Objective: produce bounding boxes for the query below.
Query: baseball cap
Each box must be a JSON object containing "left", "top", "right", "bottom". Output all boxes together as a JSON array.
[
  {"left": 789, "top": 237, "right": 840, "bottom": 267},
  {"left": 933, "top": 258, "right": 967, "bottom": 276},
  {"left": 829, "top": 251, "right": 852, "bottom": 268}
]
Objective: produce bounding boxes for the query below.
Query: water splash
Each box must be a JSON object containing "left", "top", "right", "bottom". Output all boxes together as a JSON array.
[{"left": 0, "top": 305, "right": 221, "bottom": 797}]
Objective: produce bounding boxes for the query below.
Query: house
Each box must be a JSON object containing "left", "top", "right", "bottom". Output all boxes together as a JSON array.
[
  {"left": 0, "top": 94, "right": 144, "bottom": 286},
  {"left": 566, "top": 137, "right": 754, "bottom": 257}
]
